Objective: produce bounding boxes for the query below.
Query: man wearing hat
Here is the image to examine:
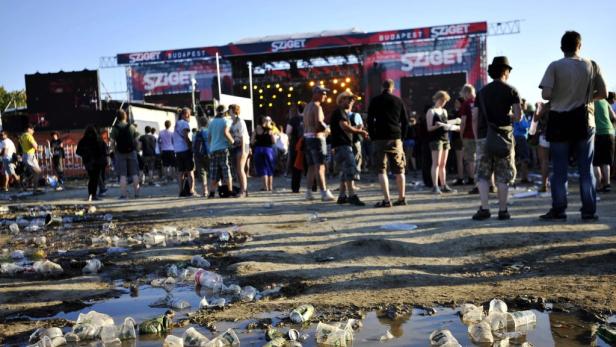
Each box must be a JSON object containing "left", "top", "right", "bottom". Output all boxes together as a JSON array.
[
  {"left": 471, "top": 56, "right": 522, "bottom": 221},
  {"left": 303, "top": 85, "right": 335, "bottom": 201},
  {"left": 330, "top": 90, "right": 370, "bottom": 206},
  {"left": 208, "top": 104, "right": 234, "bottom": 198}
]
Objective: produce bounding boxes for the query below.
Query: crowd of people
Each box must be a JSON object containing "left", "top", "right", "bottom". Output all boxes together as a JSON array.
[{"left": 0, "top": 31, "right": 614, "bottom": 220}]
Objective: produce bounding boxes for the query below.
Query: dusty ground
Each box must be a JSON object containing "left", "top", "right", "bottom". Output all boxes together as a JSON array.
[{"left": 1, "top": 172, "right": 615, "bottom": 340}]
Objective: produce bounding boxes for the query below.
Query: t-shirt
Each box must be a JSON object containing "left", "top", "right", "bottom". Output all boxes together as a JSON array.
[
  {"left": 349, "top": 112, "right": 363, "bottom": 143},
  {"left": 109, "top": 122, "right": 138, "bottom": 150},
  {"left": 330, "top": 108, "right": 353, "bottom": 148},
  {"left": 476, "top": 80, "right": 521, "bottom": 139},
  {"left": 173, "top": 119, "right": 191, "bottom": 153},
  {"left": 19, "top": 133, "right": 36, "bottom": 155},
  {"left": 231, "top": 118, "right": 250, "bottom": 147},
  {"left": 50, "top": 139, "right": 64, "bottom": 158},
  {"left": 460, "top": 98, "right": 475, "bottom": 139},
  {"left": 367, "top": 91, "right": 408, "bottom": 140},
  {"left": 513, "top": 116, "right": 531, "bottom": 138},
  {"left": 595, "top": 99, "right": 615, "bottom": 135},
  {"left": 288, "top": 116, "right": 304, "bottom": 145},
  {"left": 139, "top": 134, "right": 157, "bottom": 156},
  {"left": 159, "top": 129, "right": 174, "bottom": 151},
  {"left": 0, "top": 138, "right": 16, "bottom": 160},
  {"left": 208, "top": 116, "right": 233, "bottom": 152}
]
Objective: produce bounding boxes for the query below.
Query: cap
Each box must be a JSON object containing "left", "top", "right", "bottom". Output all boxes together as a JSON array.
[{"left": 312, "top": 85, "right": 330, "bottom": 94}]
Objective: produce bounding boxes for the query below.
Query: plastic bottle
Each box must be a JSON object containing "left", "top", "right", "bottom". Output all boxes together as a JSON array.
[
  {"left": 194, "top": 269, "right": 223, "bottom": 290},
  {"left": 100, "top": 325, "right": 120, "bottom": 345},
  {"left": 488, "top": 299, "right": 508, "bottom": 315},
  {"left": 1, "top": 263, "right": 25, "bottom": 275},
  {"left": 506, "top": 310, "right": 537, "bottom": 332},
  {"left": 429, "top": 328, "right": 461, "bottom": 347},
  {"left": 33, "top": 260, "right": 63, "bottom": 275},
  {"left": 138, "top": 311, "right": 174, "bottom": 334},
  {"left": 289, "top": 304, "right": 315, "bottom": 323},
  {"left": 205, "top": 329, "right": 240, "bottom": 347},
  {"left": 316, "top": 322, "right": 347, "bottom": 346},
  {"left": 167, "top": 265, "right": 179, "bottom": 278},
  {"left": 9, "top": 223, "right": 19, "bottom": 233},
  {"left": 222, "top": 284, "right": 241, "bottom": 295},
  {"left": 163, "top": 335, "right": 184, "bottom": 347},
  {"left": 168, "top": 297, "right": 191, "bottom": 310},
  {"left": 459, "top": 303, "right": 484, "bottom": 324},
  {"left": 239, "top": 286, "right": 257, "bottom": 302},
  {"left": 183, "top": 327, "right": 210, "bottom": 347},
  {"left": 83, "top": 259, "right": 103, "bottom": 274},
  {"left": 143, "top": 233, "right": 166, "bottom": 248},
  {"left": 117, "top": 317, "right": 137, "bottom": 340},
  {"left": 468, "top": 321, "right": 494, "bottom": 343},
  {"left": 199, "top": 297, "right": 209, "bottom": 309},
  {"left": 27, "top": 336, "right": 52, "bottom": 347},
  {"left": 191, "top": 255, "right": 211, "bottom": 268}
]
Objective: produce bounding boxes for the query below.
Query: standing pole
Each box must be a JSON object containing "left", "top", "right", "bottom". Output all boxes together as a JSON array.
[
  {"left": 247, "top": 61, "right": 254, "bottom": 132},
  {"left": 215, "top": 52, "right": 222, "bottom": 101}
]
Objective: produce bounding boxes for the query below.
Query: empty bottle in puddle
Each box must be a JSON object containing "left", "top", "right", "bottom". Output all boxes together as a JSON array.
[
  {"left": 489, "top": 299, "right": 508, "bottom": 315},
  {"left": 168, "top": 297, "right": 191, "bottom": 310},
  {"left": 506, "top": 310, "right": 537, "bottom": 332},
  {"left": 82, "top": 259, "right": 103, "bottom": 274},
  {"left": 222, "top": 284, "right": 242, "bottom": 295},
  {"left": 459, "top": 303, "right": 484, "bottom": 324},
  {"left": 191, "top": 255, "right": 211, "bottom": 268},
  {"left": 29, "top": 328, "right": 63, "bottom": 344},
  {"left": 27, "top": 336, "right": 52, "bottom": 347},
  {"left": 468, "top": 321, "right": 494, "bottom": 343},
  {"left": 194, "top": 269, "right": 223, "bottom": 290},
  {"left": 205, "top": 329, "right": 240, "bottom": 347},
  {"left": 100, "top": 325, "right": 121, "bottom": 346},
  {"left": 183, "top": 327, "right": 210, "bottom": 346},
  {"left": 290, "top": 304, "right": 315, "bottom": 323},
  {"left": 118, "top": 317, "right": 137, "bottom": 340},
  {"left": 429, "top": 328, "right": 461, "bottom": 347},
  {"left": 316, "top": 322, "right": 349, "bottom": 346},
  {"left": 163, "top": 335, "right": 183, "bottom": 347},
  {"left": 239, "top": 286, "right": 257, "bottom": 302}
]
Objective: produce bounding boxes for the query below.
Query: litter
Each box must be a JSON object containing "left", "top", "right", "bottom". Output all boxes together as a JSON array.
[{"left": 380, "top": 223, "right": 418, "bottom": 231}]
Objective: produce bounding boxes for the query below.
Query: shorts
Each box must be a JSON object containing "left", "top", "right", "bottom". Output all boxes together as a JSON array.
[
  {"left": 2, "top": 158, "right": 16, "bottom": 176},
  {"left": 233, "top": 143, "right": 250, "bottom": 157},
  {"left": 593, "top": 134, "right": 615, "bottom": 166},
  {"left": 115, "top": 151, "right": 139, "bottom": 177},
  {"left": 374, "top": 139, "right": 406, "bottom": 174},
  {"left": 161, "top": 150, "right": 176, "bottom": 167},
  {"left": 175, "top": 150, "right": 195, "bottom": 172},
  {"left": 334, "top": 145, "right": 359, "bottom": 181},
  {"left": 305, "top": 137, "right": 327, "bottom": 166},
  {"left": 476, "top": 138, "right": 516, "bottom": 184},
  {"left": 23, "top": 154, "right": 41, "bottom": 173},
  {"left": 514, "top": 136, "right": 530, "bottom": 163},
  {"left": 462, "top": 138, "right": 477, "bottom": 164},
  {"left": 209, "top": 149, "right": 231, "bottom": 181},
  {"left": 142, "top": 155, "right": 156, "bottom": 173},
  {"left": 403, "top": 139, "right": 416, "bottom": 149},
  {"left": 429, "top": 140, "right": 451, "bottom": 151},
  {"left": 539, "top": 135, "right": 550, "bottom": 149},
  {"left": 450, "top": 134, "right": 463, "bottom": 151},
  {"left": 194, "top": 153, "right": 209, "bottom": 182}
]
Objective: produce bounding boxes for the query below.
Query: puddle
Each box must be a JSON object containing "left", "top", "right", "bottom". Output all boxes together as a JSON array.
[{"left": 7, "top": 283, "right": 609, "bottom": 346}]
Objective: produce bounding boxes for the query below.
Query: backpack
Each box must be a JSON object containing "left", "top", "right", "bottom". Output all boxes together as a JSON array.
[
  {"left": 194, "top": 129, "right": 208, "bottom": 156},
  {"left": 115, "top": 124, "right": 135, "bottom": 154}
]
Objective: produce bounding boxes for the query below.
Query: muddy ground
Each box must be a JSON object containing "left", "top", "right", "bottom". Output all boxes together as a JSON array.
[{"left": 1, "top": 172, "right": 615, "bottom": 340}]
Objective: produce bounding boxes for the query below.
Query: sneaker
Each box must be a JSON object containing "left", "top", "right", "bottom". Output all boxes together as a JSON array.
[
  {"left": 538, "top": 185, "right": 548, "bottom": 193},
  {"left": 465, "top": 178, "right": 475, "bottom": 185},
  {"left": 208, "top": 192, "right": 216, "bottom": 199},
  {"left": 321, "top": 190, "right": 335, "bottom": 202},
  {"left": 348, "top": 195, "right": 365, "bottom": 206},
  {"left": 337, "top": 195, "right": 348, "bottom": 204},
  {"left": 392, "top": 198, "right": 407, "bottom": 206},
  {"left": 468, "top": 187, "right": 479, "bottom": 195},
  {"left": 498, "top": 210, "right": 511, "bottom": 220},
  {"left": 539, "top": 209, "right": 567, "bottom": 220},
  {"left": 374, "top": 200, "right": 392, "bottom": 208},
  {"left": 441, "top": 185, "right": 455, "bottom": 193},
  {"left": 489, "top": 186, "right": 497, "bottom": 193},
  {"left": 432, "top": 186, "right": 442, "bottom": 195},
  {"left": 305, "top": 191, "right": 315, "bottom": 201},
  {"left": 472, "top": 207, "right": 491, "bottom": 220},
  {"left": 452, "top": 178, "right": 465, "bottom": 186},
  {"left": 581, "top": 213, "right": 599, "bottom": 221},
  {"left": 598, "top": 184, "right": 611, "bottom": 193}
]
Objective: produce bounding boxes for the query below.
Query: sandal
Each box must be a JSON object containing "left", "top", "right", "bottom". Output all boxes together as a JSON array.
[
  {"left": 393, "top": 198, "right": 407, "bottom": 206},
  {"left": 374, "top": 200, "right": 392, "bottom": 208}
]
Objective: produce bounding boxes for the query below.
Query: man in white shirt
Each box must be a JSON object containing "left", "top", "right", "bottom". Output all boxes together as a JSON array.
[
  {"left": 173, "top": 108, "right": 195, "bottom": 196},
  {"left": 0, "top": 131, "right": 18, "bottom": 192},
  {"left": 159, "top": 120, "right": 175, "bottom": 182}
]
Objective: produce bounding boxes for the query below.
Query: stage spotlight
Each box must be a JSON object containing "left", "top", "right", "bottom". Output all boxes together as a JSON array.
[
  {"left": 259, "top": 95, "right": 264, "bottom": 99},
  {"left": 287, "top": 93, "right": 292, "bottom": 98},
  {"left": 340, "top": 82, "right": 346, "bottom": 87},
  {"left": 287, "top": 102, "right": 291, "bottom": 106},
  {"left": 254, "top": 85, "right": 258, "bottom": 90},
  {"left": 345, "top": 77, "right": 351, "bottom": 83},
  {"left": 319, "top": 80, "right": 324, "bottom": 85},
  {"left": 326, "top": 97, "right": 332, "bottom": 103},
  {"left": 333, "top": 78, "right": 338, "bottom": 84},
  {"left": 266, "top": 84, "right": 271, "bottom": 88},
  {"left": 309, "top": 81, "right": 315, "bottom": 87},
  {"left": 243, "top": 85, "right": 248, "bottom": 90},
  {"left": 273, "top": 95, "right": 277, "bottom": 99},
  {"left": 289, "top": 86, "right": 294, "bottom": 91},
  {"left": 333, "top": 90, "right": 338, "bottom": 94},
  {"left": 259, "top": 89, "right": 263, "bottom": 93},
  {"left": 268, "top": 103, "right": 273, "bottom": 107},
  {"left": 278, "top": 87, "right": 283, "bottom": 92}
]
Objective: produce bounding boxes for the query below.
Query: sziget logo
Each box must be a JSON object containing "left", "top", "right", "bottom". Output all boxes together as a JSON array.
[
  {"left": 128, "top": 51, "right": 162, "bottom": 63},
  {"left": 271, "top": 39, "right": 306, "bottom": 52},
  {"left": 143, "top": 71, "right": 198, "bottom": 90},
  {"left": 400, "top": 49, "right": 466, "bottom": 72},
  {"left": 430, "top": 24, "right": 470, "bottom": 38}
]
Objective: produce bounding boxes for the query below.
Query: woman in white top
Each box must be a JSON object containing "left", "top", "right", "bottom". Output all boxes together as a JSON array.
[{"left": 229, "top": 104, "right": 250, "bottom": 197}]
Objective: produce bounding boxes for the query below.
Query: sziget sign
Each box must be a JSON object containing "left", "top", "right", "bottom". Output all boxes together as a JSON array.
[{"left": 400, "top": 48, "right": 467, "bottom": 72}]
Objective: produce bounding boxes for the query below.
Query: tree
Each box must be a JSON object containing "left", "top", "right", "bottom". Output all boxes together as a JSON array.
[{"left": 0, "top": 86, "right": 27, "bottom": 111}]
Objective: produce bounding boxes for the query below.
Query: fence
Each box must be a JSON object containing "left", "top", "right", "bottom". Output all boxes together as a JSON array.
[{"left": 37, "top": 143, "right": 87, "bottom": 178}]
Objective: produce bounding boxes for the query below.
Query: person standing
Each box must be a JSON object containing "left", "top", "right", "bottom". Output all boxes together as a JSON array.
[
  {"left": 76, "top": 126, "right": 107, "bottom": 201},
  {"left": 110, "top": 110, "right": 140, "bottom": 199},
  {"left": 538, "top": 31, "right": 607, "bottom": 221},
  {"left": 49, "top": 131, "right": 65, "bottom": 189},
  {"left": 367, "top": 79, "right": 408, "bottom": 207},
  {"left": 593, "top": 96, "right": 615, "bottom": 192},
  {"left": 0, "top": 131, "right": 18, "bottom": 192},
  {"left": 252, "top": 116, "right": 276, "bottom": 191},
  {"left": 426, "top": 91, "right": 458, "bottom": 194},
  {"left": 286, "top": 102, "right": 305, "bottom": 193},
  {"left": 193, "top": 116, "right": 210, "bottom": 197},
  {"left": 159, "top": 120, "right": 175, "bottom": 183},
  {"left": 303, "top": 86, "right": 335, "bottom": 201},
  {"left": 450, "top": 97, "right": 466, "bottom": 186},
  {"left": 459, "top": 84, "right": 478, "bottom": 193},
  {"left": 330, "top": 91, "right": 369, "bottom": 206},
  {"left": 348, "top": 108, "right": 364, "bottom": 176},
  {"left": 208, "top": 105, "right": 234, "bottom": 198},
  {"left": 174, "top": 108, "right": 195, "bottom": 197},
  {"left": 230, "top": 104, "right": 250, "bottom": 197},
  {"left": 19, "top": 124, "right": 43, "bottom": 194},
  {"left": 472, "top": 56, "right": 522, "bottom": 220},
  {"left": 513, "top": 104, "right": 532, "bottom": 183},
  {"left": 139, "top": 126, "right": 158, "bottom": 186}
]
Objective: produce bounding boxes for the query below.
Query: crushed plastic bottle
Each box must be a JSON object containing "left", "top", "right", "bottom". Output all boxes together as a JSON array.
[
  {"left": 222, "top": 284, "right": 242, "bottom": 295},
  {"left": 191, "top": 255, "right": 211, "bottom": 268},
  {"left": 308, "top": 212, "right": 326, "bottom": 223},
  {"left": 167, "top": 264, "right": 179, "bottom": 278},
  {"left": 29, "top": 328, "right": 63, "bottom": 344},
  {"left": 73, "top": 311, "right": 115, "bottom": 340},
  {"left": 167, "top": 297, "right": 191, "bottom": 310},
  {"left": 506, "top": 310, "right": 537, "bottom": 332},
  {"left": 204, "top": 329, "right": 240, "bottom": 347},
  {"left": 163, "top": 334, "right": 184, "bottom": 347},
  {"left": 290, "top": 304, "right": 315, "bottom": 323},
  {"left": 429, "top": 328, "right": 461, "bottom": 347},
  {"left": 459, "top": 303, "right": 484, "bottom": 324},
  {"left": 379, "top": 330, "right": 394, "bottom": 341},
  {"left": 9, "top": 223, "right": 19, "bottom": 233},
  {"left": 239, "top": 286, "right": 257, "bottom": 302},
  {"left": 33, "top": 260, "right": 63, "bottom": 275},
  {"left": 143, "top": 233, "right": 166, "bottom": 248},
  {"left": 117, "top": 317, "right": 137, "bottom": 340},
  {"left": 488, "top": 299, "right": 508, "bottom": 315},
  {"left": 194, "top": 269, "right": 223, "bottom": 290},
  {"left": 27, "top": 336, "right": 52, "bottom": 347},
  {"left": 100, "top": 325, "right": 121, "bottom": 346},
  {"left": 218, "top": 230, "right": 231, "bottom": 242},
  {"left": 315, "top": 322, "right": 349, "bottom": 346},
  {"left": 1, "top": 263, "right": 25, "bottom": 275},
  {"left": 82, "top": 259, "right": 103, "bottom": 274},
  {"left": 183, "top": 327, "right": 210, "bottom": 346},
  {"left": 468, "top": 321, "right": 494, "bottom": 343}
]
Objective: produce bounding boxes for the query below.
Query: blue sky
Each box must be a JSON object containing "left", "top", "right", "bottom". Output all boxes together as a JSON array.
[{"left": 1, "top": 0, "right": 614, "bottom": 103}]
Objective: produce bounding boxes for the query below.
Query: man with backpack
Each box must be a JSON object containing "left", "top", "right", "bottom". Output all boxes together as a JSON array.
[
  {"left": 110, "top": 110, "right": 140, "bottom": 199},
  {"left": 174, "top": 107, "right": 195, "bottom": 197},
  {"left": 139, "top": 126, "right": 157, "bottom": 186},
  {"left": 193, "top": 116, "right": 210, "bottom": 197}
]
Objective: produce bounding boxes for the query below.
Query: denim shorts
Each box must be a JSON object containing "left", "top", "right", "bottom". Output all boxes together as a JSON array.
[
  {"left": 334, "top": 146, "right": 359, "bottom": 181},
  {"left": 305, "top": 137, "right": 327, "bottom": 166}
]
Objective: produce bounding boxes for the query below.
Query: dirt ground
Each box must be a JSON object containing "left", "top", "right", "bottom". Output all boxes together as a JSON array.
[{"left": 1, "top": 172, "right": 615, "bottom": 339}]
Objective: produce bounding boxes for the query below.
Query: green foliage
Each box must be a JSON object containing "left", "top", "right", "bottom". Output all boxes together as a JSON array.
[{"left": 0, "top": 86, "right": 27, "bottom": 111}]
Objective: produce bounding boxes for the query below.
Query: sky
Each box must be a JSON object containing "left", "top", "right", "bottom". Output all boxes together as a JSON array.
[{"left": 1, "top": 0, "right": 615, "bottom": 103}]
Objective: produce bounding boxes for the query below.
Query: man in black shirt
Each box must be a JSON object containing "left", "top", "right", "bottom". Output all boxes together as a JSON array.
[
  {"left": 331, "top": 91, "right": 369, "bottom": 206},
  {"left": 139, "top": 126, "right": 158, "bottom": 186},
  {"left": 472, "top": 56, "right": 522, "bottom": 221},
  {"left": 367, "top": 79, "right": 409, "bottom": 207}
]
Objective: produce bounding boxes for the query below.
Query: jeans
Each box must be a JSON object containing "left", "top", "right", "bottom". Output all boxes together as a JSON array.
[{"left": 550, "top": 128, "right": 596, "bottom": 215}]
